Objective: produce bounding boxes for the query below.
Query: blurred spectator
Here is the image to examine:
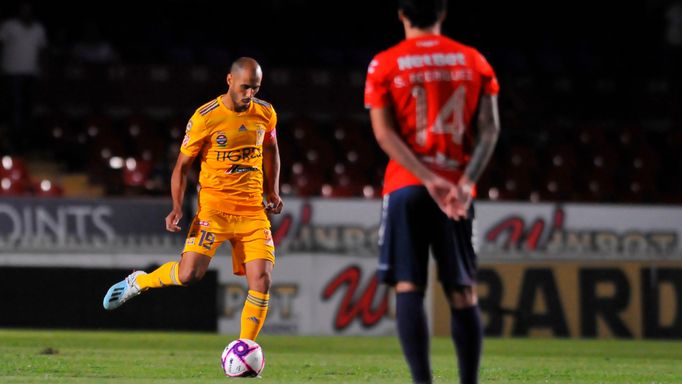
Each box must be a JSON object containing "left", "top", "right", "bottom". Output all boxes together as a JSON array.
[
  {"left": 70, "top": 21, "right": 118, "bottom": 65},
  {"left": 0, "top": 1, "right": 47, "bottom": 153}
]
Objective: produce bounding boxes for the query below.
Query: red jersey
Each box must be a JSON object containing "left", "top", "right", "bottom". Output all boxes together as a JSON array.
[{"left": 364, "top": 34, "right": 499, "bottom": 195}]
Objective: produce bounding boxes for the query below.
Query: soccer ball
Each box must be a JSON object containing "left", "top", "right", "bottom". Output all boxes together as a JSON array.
[{"left": 221, "top": 339, "right": 265, "bottom": 377}]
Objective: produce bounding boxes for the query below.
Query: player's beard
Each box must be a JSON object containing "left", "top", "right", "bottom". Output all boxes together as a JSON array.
[{"left": 234, "top": 98, "right": 250, "bottom": 112}]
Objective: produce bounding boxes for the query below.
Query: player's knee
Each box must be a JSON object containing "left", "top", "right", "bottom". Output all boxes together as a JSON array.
[
  {"left": 250, "top": 270, "right": 272, "bottom": 293},
  {"left": 448, "top": 286, "right": 477, "bottom": 309},
  {"left": 178, "top": 267, "right": 205, "bottom": 285},
  {"left": 395, "top": 281, "right": 423, "bottom": 293}
]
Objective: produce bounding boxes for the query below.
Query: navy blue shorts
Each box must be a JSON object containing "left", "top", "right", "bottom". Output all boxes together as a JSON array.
[{"left": 377, "top": 185, "right": 477, "bottom": 293}]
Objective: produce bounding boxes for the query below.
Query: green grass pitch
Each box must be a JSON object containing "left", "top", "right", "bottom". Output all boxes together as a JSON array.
[{"left": 1, "top": 329, "right": 681, "bottom": 383}]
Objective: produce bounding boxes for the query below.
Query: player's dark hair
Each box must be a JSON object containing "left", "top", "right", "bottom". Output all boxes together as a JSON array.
[{"left": 398, "top": 0, "right": 447, "bottom": 29}]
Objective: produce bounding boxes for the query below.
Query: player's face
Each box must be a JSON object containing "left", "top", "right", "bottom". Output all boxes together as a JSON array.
[{"left": 227, "top": 69, "right": 262, "bottom": 112}]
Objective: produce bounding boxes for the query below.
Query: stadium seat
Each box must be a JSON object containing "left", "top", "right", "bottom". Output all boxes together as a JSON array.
[
  {"left": 1, "top": 155, "right": 30, "bottom": 184},
  {"left": 630, "top": 146, "right": 661, "bottom": 176},
  {"left": 583, "top": 170, "right": 616, "bottom": 202},
  {"left": 590, "top": 147, "right": 620, "bottom": 174},
  {"left": 500, "top": 168, "right": 532, "bottom": 201},
  {"left": 0, "top": 177, "right": 28, "bottom": 196},
  {"left": 546, "top": 144, "right": 578, "bottom": 172},
  {"left": 618, "top": 123, "right": 645, "bottom": 152},
  {"left": 292, "top": 175, "right": 323, "bottom": 197},
  {"left": 361, "top": 184, "right": 381, "bottom": 199},
  {"left": 539, "top": 168, "right": 574, "bottom": 202},
  {"left": 620, "top": 171, "right": 658, "bottom": 203},
  {"left": 34, "top": 179, "right": 64, "bottom": 197},
  {"left": 509, "top": 144, "right": 537, "bottom": 170},
  {"left": 122, "top": 158, "right": 153, "bottom": 189},
  {"left": 321, "top": 173, "right": 364, "bottom": 198},
  {"left": 290, "top": 162, "right": 324, "bottom": 197}
]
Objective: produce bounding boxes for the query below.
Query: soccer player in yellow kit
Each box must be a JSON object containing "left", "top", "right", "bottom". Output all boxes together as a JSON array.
[{"left": 103, "top": 57, "right": 283, "bottom": 342}]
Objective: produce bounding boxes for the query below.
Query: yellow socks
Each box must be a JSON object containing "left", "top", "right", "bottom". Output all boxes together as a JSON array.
[
  {"left": 239, "top": 290, "right": 269, "bottom": 340},
  {"left": 135, "top": 261, "right": 183, "bottom": 290}
]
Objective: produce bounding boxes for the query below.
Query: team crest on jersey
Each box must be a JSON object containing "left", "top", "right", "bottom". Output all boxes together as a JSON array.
[
  {"left": 264, "top": 229, "right": 274, "bottom": 247},
  {"left": 186, "top": 120, "right": 193, "bottom": 132},
  {"left": 216, "top": 132, "right": 227, "bottom": 147},
  {"left": 256, "top": 129, "right": 265, "bottom": 145}
]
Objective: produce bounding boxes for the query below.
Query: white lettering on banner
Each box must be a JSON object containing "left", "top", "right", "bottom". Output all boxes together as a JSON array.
[
  {"left": 0, "top": 204, "right": 115, "bottom": 247},
  {"left": 285, "top": 224, "right": 379, "bottom": 254},
  {"left": 481, "top": 205, "right": 680, "bottom": 260},
  {"left": 0, "top": 205, "right": 21, "bottom": 243},
  {"left": 265, "top": 201, "right": 682, "bottom": 260},
  {"left": 35, "top": 207, "right": 64, "bottom": 241},
  {"left": 274, "top": 202, "right": 380, "bottom": 256},
  {"left": 92, "top": 206, "right": 116, "bottom": 241},
  {"left": 544, "top": 231, "right": 676, "bottom": 256}
]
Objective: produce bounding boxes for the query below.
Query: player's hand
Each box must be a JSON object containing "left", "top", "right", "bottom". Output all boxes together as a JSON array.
[
  {"left": 165, "top": 209, "right": 183, "bottom": 232},
  {"left": 264, "top": 194, "right": 283, "bottom": 214},
  {"left": 450, "top": 177, "right": 474, "bottom": 220},
  {"left": 423, "top": 174, "right": 459, "bottom": 219}
]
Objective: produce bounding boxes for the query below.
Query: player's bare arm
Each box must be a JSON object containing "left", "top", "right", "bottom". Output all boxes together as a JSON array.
[
  {"left": 370, "top": 107, "right": 458, "bottom": 218},
  {"left": 263, "top": 131, "right": 283, "bottom": 214},
  {"left": 166, "top": 152, "right": 196, "bottom": 232},
  {"left": 453, "top": 94, "right": 500, "bottom": 217}
]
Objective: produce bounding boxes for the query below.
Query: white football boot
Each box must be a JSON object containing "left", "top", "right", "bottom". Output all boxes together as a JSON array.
[{"left": 102, "top": 271, "right": 147, "bottom": 310}]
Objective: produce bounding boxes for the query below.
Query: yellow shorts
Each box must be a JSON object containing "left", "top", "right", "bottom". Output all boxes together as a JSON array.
[{"left": 183, "top": 209, "right": 275, "bottom": 276}]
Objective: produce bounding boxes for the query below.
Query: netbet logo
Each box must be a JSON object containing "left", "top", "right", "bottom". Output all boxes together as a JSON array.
[{"left": 216, "top": 147, "right": 262, "bottom": 162}]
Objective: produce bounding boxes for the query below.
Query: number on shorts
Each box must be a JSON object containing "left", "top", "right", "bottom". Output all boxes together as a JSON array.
[{"left": 198, "top": 230, "right": 215, "bottom": 250}]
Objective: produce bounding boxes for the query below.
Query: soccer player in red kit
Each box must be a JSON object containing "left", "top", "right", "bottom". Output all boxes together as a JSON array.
[{"left": 364, "top": 1, "right": 500, "bottom": 383}]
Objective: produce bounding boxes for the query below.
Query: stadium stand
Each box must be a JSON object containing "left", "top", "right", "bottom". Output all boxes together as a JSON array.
[{"left": 0, "top": 1, "right": 678, "bottom": 204}]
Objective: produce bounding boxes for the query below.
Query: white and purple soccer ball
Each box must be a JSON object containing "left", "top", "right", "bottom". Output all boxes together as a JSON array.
[{"left": 221, "top": 339, "right": 265, "bottom": 377}]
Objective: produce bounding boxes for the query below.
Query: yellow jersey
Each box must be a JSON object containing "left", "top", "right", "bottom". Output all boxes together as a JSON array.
[{"left": 180, "top": 96, "right": 277, "bottom": 217}]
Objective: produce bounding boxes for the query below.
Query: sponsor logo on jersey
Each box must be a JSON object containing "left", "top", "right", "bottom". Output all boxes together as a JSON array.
[
  {"left": 397, "top": 52, "right": 466, "bottom": 70},
  {"left": 216, "top": 132, "right": 227, "bottom": 147},
  {"left": 216, "top": 147, "right": 262, "bottom": 162},
  {"left": 226, "top": 164, "right": 259, "bottom": 174},
  {"left": 198, "top": 220, "right": 210, "bottom": 227},
  {"left": 182, "top": 134, "right": 190, "bottom": 146}
]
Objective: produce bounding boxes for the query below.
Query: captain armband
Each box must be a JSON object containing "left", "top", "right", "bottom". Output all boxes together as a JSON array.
[{"left": 264, "top": 128, "right": 277, "bottom": 143}]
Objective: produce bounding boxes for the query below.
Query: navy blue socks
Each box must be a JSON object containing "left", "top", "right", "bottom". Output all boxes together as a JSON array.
[
  {"left": 451, "top": 305, "right": 483, "bottom": 384},
  {"left": 396, "top": 291, "right": 432, "bottom": 384}
]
